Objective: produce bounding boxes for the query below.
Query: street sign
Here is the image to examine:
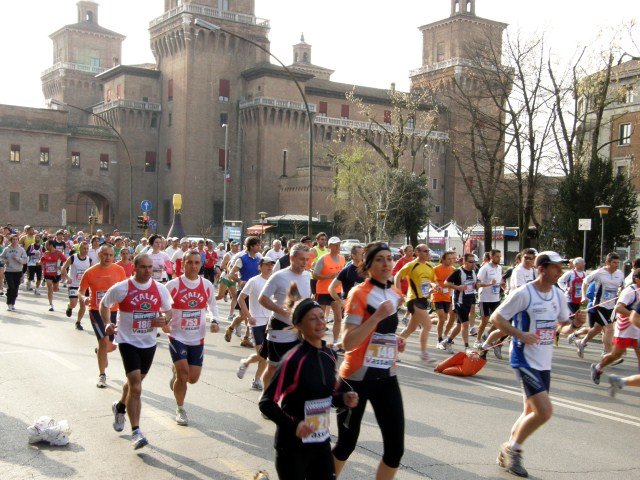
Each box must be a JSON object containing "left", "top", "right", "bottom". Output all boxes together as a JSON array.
[
  {"left": 578, "top": 219, "right": 592, "bottom": 231},
  {"left": 141, "top": 200, "right": 153, "bottom": 212},
  {"left": 61, "top": 208, "right": 67, "bottom": 227},
  {"left": 149, "top": 220, "right": 157, "bottom": 230}
]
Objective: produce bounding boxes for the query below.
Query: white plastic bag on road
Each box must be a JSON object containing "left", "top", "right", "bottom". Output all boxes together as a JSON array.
[{"left": 27, "top": 416, "right": 72, "bottom": 446}]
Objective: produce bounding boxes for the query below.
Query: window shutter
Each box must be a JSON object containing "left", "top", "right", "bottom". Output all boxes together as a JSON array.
[{"left": 341, "top": 104, "right": 349, "bottom": 119}]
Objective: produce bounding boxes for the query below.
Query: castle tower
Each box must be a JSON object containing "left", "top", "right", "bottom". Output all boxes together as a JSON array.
[
  {"left": 293, "top": 34, "right": 311, "bottom": 64},
  {"left": 42, "top": 1, "right": 125, "bottom": 123},
  {"left": 149, "top": 0, "right": 270, "bottom": 234},
  {"left": 410, "top": 0, "right": 508, "bottom": 225}
]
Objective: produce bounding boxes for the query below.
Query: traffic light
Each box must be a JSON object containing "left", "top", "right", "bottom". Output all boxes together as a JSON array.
[
  {"left": 137, "top": 215, "right": 145, "bottom": 229},
  {"left": 142, "top": 216, "right": 149, "bottom": 229}
]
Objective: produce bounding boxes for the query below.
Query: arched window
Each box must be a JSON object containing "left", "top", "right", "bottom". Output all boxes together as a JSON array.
[
  {"left": 466, "top": 0, "right": 472, "bottom": 12},
  {"left": 86, "top": 11, "right": 93, "bottom": 22},
  {"left": 303, "top": 52, "right": 308, "bottom": 62},
  {"left": 454, "top": 0, "right": 460, "bottom": 13}
]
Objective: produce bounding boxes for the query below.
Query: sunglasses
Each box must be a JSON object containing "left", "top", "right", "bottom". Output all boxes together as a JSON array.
[{"left": 524, "top": 256, "right": 535, "bottom": 261}]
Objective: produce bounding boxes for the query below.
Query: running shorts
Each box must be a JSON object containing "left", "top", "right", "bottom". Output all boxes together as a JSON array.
[
  {"left": 480, "top": 301, "right": 501, "bottom": 318},
  {"left": 316, "top": 293, "right": 336, "bottom": 306},
  {"left": 434, "top": 301, "right": 451, "bottom": 313},
  {"left": 89, "top": 310, "right": 117, "bottom": 341},
  {"left": 589, "top": 307, "right": 614, "bottom": 327},
  {"left": 407, "top": 298, "right": 429, "bottom": 314},
  {"left": 251, "top": 325, "right": 267, "bottom": 346},
  {"left": 568, "top": 302, "right": 581, "bottom": 315},
  {"left": 68, "top": 286, "right": 79, "bottom": 298},
  {"left": 220, "top": 277, "right": 236, "bottom": 288},
  {"left": 515, "top": 367, "right": 551, "bottom": 398},
  {"left": 455, "top": 303, "right": 473, "bottom": 324},
  {"left": 613, "top": 337, "right": 638, "bottom": 349},
  {"left": 169, "top": 337, "right": 204, "bottom": 366},
  {"left": 267, "top": 339, "right": 300, "bottom": 364},
  {"left": 45, "top": 275, "right": 61, "bottom": 283},
  {"left": 118, "top": 343, "right": 157, "bottom": 375}
]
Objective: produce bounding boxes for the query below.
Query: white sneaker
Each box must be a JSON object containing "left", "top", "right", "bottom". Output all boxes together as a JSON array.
[
  {"left": 96, "top": 374, "right": 107, "bottom": 388},
  {"left": 473, "top": 341, "right": 482, "bottom": 350},
  {"left": 112, "top": 402, "right": 126, "bottom": 432},
  {"left": 235, "top": 323, "right": 245, "bottom": 337},
  {"left": 34, "top": 289, "right": 41, "bottom": 296},
  {"left": 176, "top": 407, "right": 189, "bottom": 426},
  {"left": 131, "top": 429, "right": 148, "bottom": 449},
  {"left": 567, "top": 333, "right": 577, "bottom": 345},
  {"left": 251, "top": 379, "right": 263, "bottom": 390},
  {"left": 26, "top": 281, "right": 32, "bottom": 291},
  {"left": 237, "top": 360, "right": 248, "bottom": 379},
  {"left": 436, "top": 341, "right": 446, "bottom": 351},
  {"left": 420, "top": 351, "right": 436, "bottom": 364}
]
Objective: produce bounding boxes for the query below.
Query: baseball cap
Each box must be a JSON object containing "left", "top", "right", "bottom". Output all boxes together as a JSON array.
[
  {"left": 535, "top": 251, "right": 566, "bottom": 267},
  {"left": 180, "top": 237, "right": 189, "bottom": 244},
  {"left": 328, "top": 236, "right": 341, "bottom": 245},
  {"left": 260, "top": 257, "right": 276, "bottom": 264},
  {"left": 572, "top": 257, "right": 585, "bottom": 265}
]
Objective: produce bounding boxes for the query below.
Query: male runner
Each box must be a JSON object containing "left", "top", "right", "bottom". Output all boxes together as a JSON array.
[
  {"left": 476, "top": 249, "right": 503, "bottom": 348},
  {"left": 60, "top": 241, "right": 91, "bottom": 330},
  {"left": 79, "top": 244, "right": 126, "bottom": 388},
  {"left": 434, "top": 250, "right": 456, "bottom": 348},
  {"left": 41, "top": 240, "right": 67, "bottom": 312},
  {"left": 313, "top": 236, "right": 345, "bottom": 348},
  {"left": 308, "top": 232, "right": 328, "bottom": 298},
  {"left": 491, "top": 252, "right": 579, "bottom": 477},
  {"left": 165, "top": 250, "right": 219, "bottom": 425},
  {"left": 557, "top": 257, "right": 587, "bottom": 345},
  {"left": 101, "top": 253, "right": 172, "bottom": 449}
]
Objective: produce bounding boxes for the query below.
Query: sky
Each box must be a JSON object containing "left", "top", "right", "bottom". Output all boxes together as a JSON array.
[{"left": 0, "top": 0, "right": 635, "bottom": 108}]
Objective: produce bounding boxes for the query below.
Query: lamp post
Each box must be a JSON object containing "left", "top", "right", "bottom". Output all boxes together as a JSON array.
[
  {"left": 49, "top": 98, "right": 134, "bottom": 236},
  {"left": 194, "top": 18, "right": 314, "bottom": 236},
  {"left": 596, "top": 204, "right": 612, "bottom": 265},
  {"left": 222, "top": 123, "right": 229, "bottom": 237},
  {"left": 376, "top": 208, "right": 387, "bottom": 242},
  {"left": 424, "top": 144, "right": 433, "bottom": 247},
  {"left": 258, "top": 211, "right": 268, "bottom": 245}
]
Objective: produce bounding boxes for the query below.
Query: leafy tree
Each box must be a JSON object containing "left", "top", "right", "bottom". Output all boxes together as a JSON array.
[
  {"left": 385, "top": 169, "right": 431, "bottom": 246},
  {"left": 544, "top": 156, "right": 637, "bottom": 266}
]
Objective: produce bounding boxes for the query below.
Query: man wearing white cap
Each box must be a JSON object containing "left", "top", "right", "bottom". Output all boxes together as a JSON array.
[
  {"left": 313, "top": 236, "right": 345, "bottom": 349},
  {"left": 556, "top": 256, "right": 587, "bottom": 345},
  {"left": 491, "top": 251, "right": 581, "bottom": 478}
]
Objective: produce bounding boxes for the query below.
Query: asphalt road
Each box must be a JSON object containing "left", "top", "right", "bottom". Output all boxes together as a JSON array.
[{"left": 1, "top": 285, "right": 639, "bottom": 479}]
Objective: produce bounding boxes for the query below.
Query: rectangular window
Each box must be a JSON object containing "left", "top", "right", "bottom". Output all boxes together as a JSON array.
[
  {"left": 168, "top": 112, "right": 172, "bottom": 126},
  {"left": 100, "top": 153, "right": 109, "bottom": 170},
  {"left": 435, "top": 205, "right": 441, "bottom": 213},
  {"left": 38, "top": 194, "right": 49, "bottom": 212},
  {"left": 116, "top": 84, "right": 122, "bottom": 99},
  {"left": 90, "top": 57, "right": 100, "bottom": 67},
  {"left": 218, "top": 0, "right": 229, "bottom": 11},
  {"left": 40, "top": 147, "right": 50, "bottom": 165},
  {"left": 218, "top": 148, "right": 226, "bottom": 169},
  {"left": 619, "top": 123, "right": 631, "bottom": 146},
  {"left": 624, "top": 88, "right": 635, "bottom": 104},
  {"left": 9, "top": 192, "right": 19, "bottom": 211},
  {"left": 436, "top": 41, "right": 445, "bottom": 62},
  {"left": 407, "top": 115, "right": 415, "bottom": 129},
  {"left": 163, "top": 199, "right": 171, "bottom": 225},
  {"left": 341, "top": 104, "right": 349, "bottom": 119},
  {"left": 319, "top": 101, "right": 328, "bottom": 116},
  {"left": 213, "top": 201, "right": 223, "bottom": 225},
  {"left": 10, "top": 144, "right": 20, "bottom": 162},
  {"left": 432, "top": 178, "right": 438, "bottom": 189},
  {"left": 383, "top": 110, "right": 391, "bottom": 124},
  {"left": 145, "top": 151, "right": 157, "bottom": 172},
  {"left": 168, "top": 79, "right": 174, "bottom": 101},
  {"left": 219, "top": 79, "right": 230, "bottom": 101},
  {"left": 71, "top": 151, "right": 81, "bottom": 168},
  {"left": 220, "top": 112, "right": 228, "bottom": 125},
  {"left": 166, "top": 148, "right": 172, "bottom": 170},
  {"left": 142, "top": 96, "right": 149, "bottom": 102}
]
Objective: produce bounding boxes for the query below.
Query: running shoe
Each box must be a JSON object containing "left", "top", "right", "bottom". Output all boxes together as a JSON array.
[
  {"left": 235, "top": 323, "right": 245, "bottom": 337},
  {"left": 49, "top": 305, "right": 54, "bottom": 312},
  {"left": 554, "top": 331, "right": 560, "bottom": 346},
  {"left": 65, "top": 306, "right": 72, "bottom": 318},
  {"left": 75, "top": 322, "right": 84, "bottom": 331},
  {"left": 240, "top": 337, "right": 254, "bottom": 348},
  {"left": 608, "top": 375, "right": 624, "bottom": 398},
  {"left": 112, "top": 402, "right": 126, "bottom": 432},
  {"left": 169, "top": 364, "right": 177, "bottom": 391},
  {"left": 469, "top": 326, "right": 478, "bottom": 337},
  {"left": 444, "top": 340, "right": 454, "bottom": 354},
  {"left": 436, "top": 341, "right": 446, "bottom": 351},
  {"left": 420, "top": 351, "right": 436, "bottom": 364},
  {"left": 131, "top": 429, "right": 148, "bottom": 449},
  {"left": 473, "top": 341, "right": 482, "bottom": 350},
  {"left": 26, "top": 281, "right": 32, "bottom": 291},
  {"left": 590, "top": 363, "right": 602, "bottom": 385},
  {"left": 575, "top": 339, "right": 585, "bottom": 359},
  {"left": 237, "top": 360, "right": 248, "bottom": 379},
  {"left": 96, "top": 373, "right": 107, "bottom": 388},
  {"left": 254, "top": 470, "right": 270, "bottom": 480},
  {"left": 401, "top": 315, "right": 409, "bottom": 326},
  {"left": 224, "top": 326, "right": 233, "bottom": 342},
  {"left": 610, "top": 358, "right": 624, "bottom": 366},
  {"left": 497, "top": 442, "right": 528, "bottom": 478},
  {"left": 0, "top": 290, "right": 4, "bottom": 296},
  {"left": 175, "top": 407, "right": 189, "bottom": 426},
  {"left": 33, "top": 289, "right": 41, "bottom": 296},
  {"left": 251, "top": 379, "right": 263, "bottom": 391},
  {"left": 567, "top": 333, "right": 577, "bottom": 345},
  {"left": 493, "top": 344, "right": 503, "bottom": 360},
  {"left": 10, "top": 304, "right": 16, "bottom": 311}
]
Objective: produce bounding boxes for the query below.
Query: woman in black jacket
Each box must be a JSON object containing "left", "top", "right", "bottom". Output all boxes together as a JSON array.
[{"left": 259, "top": 286, "right": 358, "bottom": 480}]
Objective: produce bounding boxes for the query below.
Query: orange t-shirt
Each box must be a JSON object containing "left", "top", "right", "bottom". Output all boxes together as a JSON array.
[
  {"left": 79, "top": 263, "right": 127, "bottom": 311},
  {"left": 316, "top": 254, "right": 346, "bottom": 294},
  {"left": 432, "top": 264, "right": 455, "bottom": 303},
  {"left": 116, "top": 260, "right": 134, "bottom": 278}
]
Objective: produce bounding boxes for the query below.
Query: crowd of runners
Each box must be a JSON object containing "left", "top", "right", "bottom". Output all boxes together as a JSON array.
[{"left": 2, "top": 223, "right": 640, "bottom": 479}]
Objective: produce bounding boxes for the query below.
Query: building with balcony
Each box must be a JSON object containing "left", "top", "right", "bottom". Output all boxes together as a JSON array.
[{"left": 1, "top": 0, "right": 506, "bottom": 238}]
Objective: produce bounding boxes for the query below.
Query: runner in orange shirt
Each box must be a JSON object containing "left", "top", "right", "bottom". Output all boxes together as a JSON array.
[
  {"left": 79, "top": 244, "right": 126, "bottom": 388},
  {"left": 433, "top": 251, "right": 456, "bottom": 349}
]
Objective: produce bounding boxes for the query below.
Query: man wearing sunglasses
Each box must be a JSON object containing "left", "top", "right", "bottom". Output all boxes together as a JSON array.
[{"left": 441, "top": 253, "right": 479, "bottom": 352}]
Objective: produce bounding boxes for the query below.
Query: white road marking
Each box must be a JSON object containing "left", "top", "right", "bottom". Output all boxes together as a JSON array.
[{"left": 40, "top": 350, "right": 82, "bottom": 371}]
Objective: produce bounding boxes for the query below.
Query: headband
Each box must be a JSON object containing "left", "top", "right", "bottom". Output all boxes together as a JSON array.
[
  {"left": 364, "top": 244, "right": 391, "bottom": 271},
  {"left": 292, "top": 299, "right": 322, "bottom": 325}
]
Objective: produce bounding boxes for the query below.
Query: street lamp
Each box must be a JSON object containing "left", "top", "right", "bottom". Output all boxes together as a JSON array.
[
  {"left": 258, "top": 211, "right": 268, "bottom": 244},
  {"left": 49, "top": 98, "right": 134, "bottom": 236},
  {"left": 194, "top": 18, "right": 315, "bottom": 236},
  {"left": 222, "top": 123, "right": 229, "bottom": 236},
  {"left": 596, "top": 204, "right": 612, "bottom": 264},
  {"left": 376, "top": 208, "right": 387, "bottom": 241}
]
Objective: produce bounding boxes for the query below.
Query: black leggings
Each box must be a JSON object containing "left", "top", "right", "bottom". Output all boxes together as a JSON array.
[
  {"left": 4, "top": 271, "right": 22, "bottom": 305},
  {"left": 276, "top": 442, "right": 335, "bottom": 480},
  {"left": 28, "top": 265, "right": 42, "bottom": 283},
  {"left": 333, "top": 376, "right": 404, "bottom": 469}
]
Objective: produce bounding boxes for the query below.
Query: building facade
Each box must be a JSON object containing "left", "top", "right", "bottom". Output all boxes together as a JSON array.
[{"left": 0, "top": 0, "right": 506, "bottom": 238}]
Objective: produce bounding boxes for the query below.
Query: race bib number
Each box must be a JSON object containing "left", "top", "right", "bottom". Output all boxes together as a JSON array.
[
  {"left": 441, "top": 287, "right": 449, "bottom": 294},
  {"left": 152, "top": 269, "right": 163, "bottom": 281},
  {"left": 574, "top": 281, "right": 583, "bottom": 298},
  {"left": 45, "top": 264, "right": 57, "bottom": 274},
  {"left": 420, "top": 282, "right": 431, "bottom": 296},
  {"left": 180, "top": 310, "right": 202, "bottom": 331},
  {"left": 76, "top": 270, "right": 86, "bottom": 282},
  {"left": 491, "top": 284, "right": 500, "bottom": 295},
  {"left": 464, "top": 280, "right": 476, "bottom": 295},
  {"left": 536, "top": 328, "right": 555, "bottom": 346},
  {"left": 302, "top": 397, "right": 331, "bottom": 444},
  {"left": 132, "top": 311, "right": 156, "bottom": 334},
  {"left": 96, "top": 290, "right": 107, "bottom": 305},
  {"left": 363, "top": 333, "right": 397, "bottom": 369},
  {"left": 603, "top": 288, "right": 617, "bottom": 300}
]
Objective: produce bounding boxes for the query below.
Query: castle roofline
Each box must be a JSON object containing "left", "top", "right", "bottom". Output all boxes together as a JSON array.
[
  {"left": 49, "top": 20, "right": 126, "bottom": 40},
  {"left": 96, "top": 64, "right": 160, "bottom": 81},
  {"left": 419, "top": 14, "right": 507, "bottom": 32},
  {"left": 241, "top": 63, "right": 315, "bottom": 82}
]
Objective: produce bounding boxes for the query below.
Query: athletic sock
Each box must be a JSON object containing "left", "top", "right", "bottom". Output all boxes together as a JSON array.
[
  {"left": 509, "top": 440, "right": 523, "bottom": 451},
  {"left": 132, "top": 426, "right": 140, "bottom": 433},
  {"left": 438, "top": 337, "right": 443, "bottom": 342},
  {"left": 116, "top": 402, "right": 126, "bottom": 414}
]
